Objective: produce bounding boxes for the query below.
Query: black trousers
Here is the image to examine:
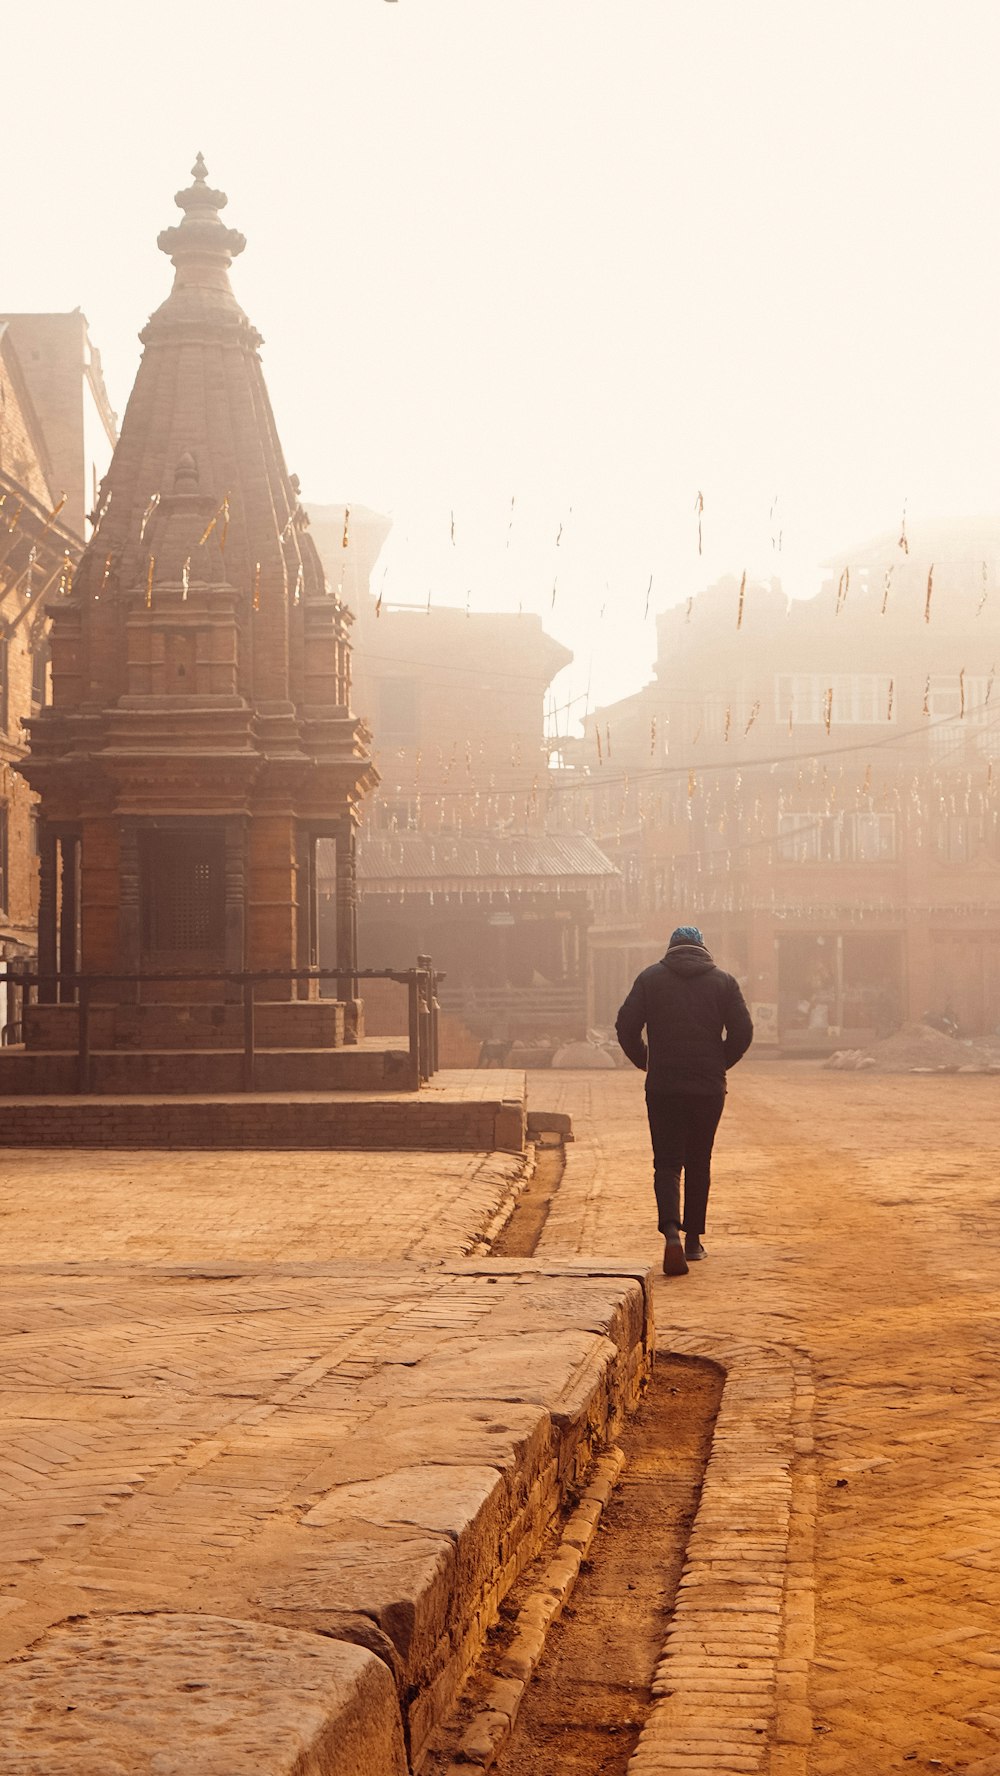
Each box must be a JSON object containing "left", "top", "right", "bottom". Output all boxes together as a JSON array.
[{"left": 646, "top": 1090, "right": 726, "bottom": 1237}]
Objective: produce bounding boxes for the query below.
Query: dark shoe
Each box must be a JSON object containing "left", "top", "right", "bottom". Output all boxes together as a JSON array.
[
  {"left": 684, "top": 1234, "right": 706, "bottom": 1261},
  {"left": 663, "top": 1232, "right": 689, "bottom": 1277}
]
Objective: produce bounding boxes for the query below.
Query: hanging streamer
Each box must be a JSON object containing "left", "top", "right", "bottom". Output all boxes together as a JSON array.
[
  {"left": 836, "top": 567, "right": 849, "bottom": 615},
  {"left": 253, "top": 562, "right": 261, "bottom": 612},
  {"left": 979, "top": 561, "right": 989, "bottom": 616},
  {"left": 644, "top": 574, "right": 653, "bottom": 619},
  {"left": 139, "top": 492, "right": 160, "bottom": 542},
  {"left": 293, "top": 562, "right": 303, "bottom": 605},
  {"left": 823, "top": 687, "right": 833, "bottom": 735},
  {"left": 922, "top": 675, "right": 931, "bottom": 716},
  {"left": 595, "top": 725, "right": 603, "bottom": 765},
  {"left": 219, "top": 495, "right": 230, "bottom": 553},
  {"left": 737, "top": 571, "right": 746, "bottom": 629},
  {"left": 341, "top": 505, "right": 350, "bottom": 549},
  {"left": 881, "top": 565, "right": 893, "bottom": 615},
  {"left": 181, "top": 556, "right": 190, "bottom": 601},
  {"left": 695, "top": 490, "right": 704, "bottom": 555},
  {"left": 145, "top": 555, "right": 155, "bottom": 608},
  {"left": 744, "top": 700, "right": 761, "bottom": 735},
  {"left": 924, "top": 563, "right": 934, "bottom": 624},
  {"left": 650, "top": 717, "right": 657, "bottom": 757},
  {"left": 898, "top": 500, "right": 909, "bottom": 554},
  {"left": 887, "top": 678, "right": 894, "bottom": 721}
]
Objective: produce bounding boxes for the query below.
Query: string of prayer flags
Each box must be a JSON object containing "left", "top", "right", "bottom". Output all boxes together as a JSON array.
[
  {"left": 145, "top": 555, "right": 155, "bottom": 609},
  {"left": 737, "top": 571, "right": 746, "bottom": 629},
  {"left": 341, "top": 505, "right": 350, "bottom": 549},
  {"left": 924, "top": 564, "right": 934, "bottom": 623}
]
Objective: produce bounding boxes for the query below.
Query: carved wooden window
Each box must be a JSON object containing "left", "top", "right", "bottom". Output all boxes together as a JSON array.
[{"left": 140, "top": 827, "right": 225, "bottom": 955}]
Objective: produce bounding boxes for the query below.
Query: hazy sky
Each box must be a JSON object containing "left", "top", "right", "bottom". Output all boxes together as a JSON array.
[{"left": 7, "top": 1, "right": 1000, "bottom": 716}]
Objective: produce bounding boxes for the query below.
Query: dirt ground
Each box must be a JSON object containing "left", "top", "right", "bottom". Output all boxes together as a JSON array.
[{"left": 533, "top": 1061, "right": 1000, "bottom": 1775}]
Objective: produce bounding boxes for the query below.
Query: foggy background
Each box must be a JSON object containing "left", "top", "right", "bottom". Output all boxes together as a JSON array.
[{"left": 6, "top": 0, "right": 1000, "bottom": 719}]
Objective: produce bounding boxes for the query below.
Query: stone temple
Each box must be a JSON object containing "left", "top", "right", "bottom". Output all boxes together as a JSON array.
[{"left": 11, "top": 157, "right": 378, "bottom": 1090}]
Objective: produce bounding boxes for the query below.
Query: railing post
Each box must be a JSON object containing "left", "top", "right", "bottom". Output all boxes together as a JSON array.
[
  {"left": 242, "top": 977, "right": 255, "bottom": 1092},
  {"left": 406, "top": 972, "right": 421, "bottom": 1089},
  {"left": 78, "top": 979, "right": 91, "bottom": 1094}
]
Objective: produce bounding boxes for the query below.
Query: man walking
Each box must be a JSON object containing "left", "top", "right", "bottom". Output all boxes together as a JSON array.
[{"left": 616, "top": 925, "right": 753, "bottom": 1276}]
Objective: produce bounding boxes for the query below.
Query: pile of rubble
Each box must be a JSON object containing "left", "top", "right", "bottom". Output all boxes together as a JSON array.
[{"left": 826, "top": 1022, "right": 1000, "bottom": 1074}]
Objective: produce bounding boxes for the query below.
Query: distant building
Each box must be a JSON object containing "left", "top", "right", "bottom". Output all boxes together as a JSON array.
[
  {"left": 304, "top": 547, "right": 617, "bottom": 1042},
  {"left": 564, "top": 519, "right": 1000, "bottom": 1041}
]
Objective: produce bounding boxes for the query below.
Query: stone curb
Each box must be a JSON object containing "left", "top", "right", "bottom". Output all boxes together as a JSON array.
[
  {"left": 431, "top": 1444, "right": 627, "bottom": 1772},
  {"left": 626, "top": 1335, "right": 815, "bottom": 1776},
  {"left": 467, "top": 1147, "right": 535, "bottom": 1255}
]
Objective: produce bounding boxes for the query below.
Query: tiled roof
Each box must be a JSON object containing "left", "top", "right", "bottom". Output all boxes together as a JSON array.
[{"left": 351, "top": 832, "right": 617, "bottom": 888}]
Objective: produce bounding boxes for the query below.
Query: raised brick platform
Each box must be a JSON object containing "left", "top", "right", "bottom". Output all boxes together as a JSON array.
[
  {"left": 0, "top": 1068, "right": 529, "bottom": 1150},
  {"left": 0, "top": 1256, "right": 653, "bottom": 1774}
]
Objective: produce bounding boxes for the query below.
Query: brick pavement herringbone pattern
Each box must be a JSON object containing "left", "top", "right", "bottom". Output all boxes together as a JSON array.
[{"left": 534, "top": 1064, "right": 1000, "bottom": 1775}]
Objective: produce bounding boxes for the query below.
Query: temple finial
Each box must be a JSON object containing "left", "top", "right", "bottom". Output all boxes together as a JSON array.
[{"left": 157, "top": 156, "right": 246, "bottom": 276}]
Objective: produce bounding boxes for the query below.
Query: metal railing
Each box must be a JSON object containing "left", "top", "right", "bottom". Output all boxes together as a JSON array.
[{"left": 0, "top": 961, "right": 440, "bottom": 1095}]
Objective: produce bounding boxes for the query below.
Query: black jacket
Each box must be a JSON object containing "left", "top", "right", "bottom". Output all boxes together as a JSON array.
[{"left": 615, "top": 943, "right": 753, "bottom": 1095}]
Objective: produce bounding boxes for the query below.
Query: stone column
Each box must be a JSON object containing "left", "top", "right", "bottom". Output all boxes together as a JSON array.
[
  {"left": 37, "top": 828, "right": 58, "bottom": 1003},
  {"left": 335, "top": 823, "right": 361, "bottom": 1042}
]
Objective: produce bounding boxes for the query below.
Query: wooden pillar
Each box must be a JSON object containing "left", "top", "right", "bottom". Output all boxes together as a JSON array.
[
  {"left": 118, "top": 818, "right": 141, "bottom": 1001},
  {"left": 336, "top": 823, "right": 361, "bottom": 1041},
  {"left": 223, "top": 818, "right": 247, "bottom": 1000},
  {"left": 58, "top": 836, "right": 79, "bottom": 1001},
  {"left": 38, "top": 827, "right": 58, "bottom": 1003}
]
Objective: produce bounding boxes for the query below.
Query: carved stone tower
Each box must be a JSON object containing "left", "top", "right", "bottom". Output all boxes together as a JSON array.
[{"left": 19, "top": 158, "right": 376, "bottom": 1056}]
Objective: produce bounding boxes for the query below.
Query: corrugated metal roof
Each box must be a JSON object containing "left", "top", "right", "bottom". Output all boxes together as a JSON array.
[{"left": 349, "top": 832, "right": 618, "bottom": 887}]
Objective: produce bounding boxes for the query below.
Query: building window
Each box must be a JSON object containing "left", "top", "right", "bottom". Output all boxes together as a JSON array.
[
  {"left": 843, "top": 812, "right": 896, "bottom": 862},
  {"left": 376, "top": 678, "right": 419, "bottom": 747},
  {"left": 775, "top": 673, "right": 895, "bottom": 726},
  {"left": 777, "top": 812, "right": 838, "bottom": 863}
]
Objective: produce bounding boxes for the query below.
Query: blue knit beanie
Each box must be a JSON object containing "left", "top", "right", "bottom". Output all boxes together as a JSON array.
[{"left": 669, "top": 925, "right": 704, "bottom": 947}]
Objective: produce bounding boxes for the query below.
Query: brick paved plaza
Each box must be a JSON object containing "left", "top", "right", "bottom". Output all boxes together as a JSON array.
[{"left": 2, "top": 1061, "right": 1000, "bottom": 1771}]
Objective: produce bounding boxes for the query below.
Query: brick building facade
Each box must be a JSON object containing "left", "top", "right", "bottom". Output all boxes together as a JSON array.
[
  {"left": 565, "top": 519, "right": 1000, "bottom": 1041},
  {"left": 0, "top": 315, "right": 115, "bottom": 1035}
]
